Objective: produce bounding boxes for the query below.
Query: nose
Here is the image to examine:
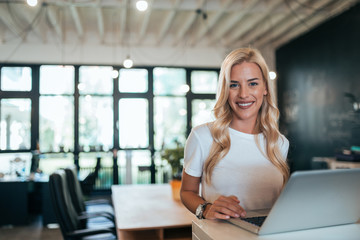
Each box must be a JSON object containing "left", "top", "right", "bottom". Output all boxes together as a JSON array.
[{"left": 238, "top": 86, "right": 249, "bottom": 98}]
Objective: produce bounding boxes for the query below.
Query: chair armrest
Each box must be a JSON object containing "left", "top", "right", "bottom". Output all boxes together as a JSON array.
[
  {"left": 66, "top": 227, "right": 116, "bottom": 238},
  {"left": 85, "top": 199, "right": 112, "bottom": 206},
  {"left": 78, "top": 211, "right": 115, "bottom": 223}
]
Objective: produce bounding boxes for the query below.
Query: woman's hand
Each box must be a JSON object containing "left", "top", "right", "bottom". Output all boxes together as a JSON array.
[{"left": 203, "top": 195, "right": 246, "bottom": 220}]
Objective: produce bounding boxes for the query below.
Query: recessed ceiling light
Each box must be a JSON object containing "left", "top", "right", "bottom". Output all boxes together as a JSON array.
[
  {"left": 136, "top": 0, "right": 148, "bottom": 12},
  {"left": 27, "top": 0, "right": 38, "bottom": 7}
]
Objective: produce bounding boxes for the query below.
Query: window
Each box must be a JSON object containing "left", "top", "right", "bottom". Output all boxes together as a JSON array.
[
  {"left": 154, "top": 96, "right": 187, "bottom": 149},
  {"left": 117, "top": 150, "right": 151, "bottom": 184},
  {"left": 79, "top": 66, "right": 113, "bottom": 94},
  {"left": 153, "top": 67, "right": 188, "bottom": 149},
  {"left": 119, "top": 99, "right": 148, "bottom": 148},
  {"left": 40, "top": 65, "right": 74, "bottom": 94},
  {"left": 39, "top": 65, "right": 75, "bottom": 152},
  {"left": 39, "top": 96, "right": 74, "bottom": 152},
  {"left": 154, "top": 68, "right": 187, "bottom": 96},
  {"left": 0, "top": 99, "right": 31, "bottom": 150},
  {"left": 119, "top": 69, "right": 148, "bottom": 93},
  {"left": 0, "top": 63, "right": 218, "bottom": 186},
  {"left": 191, "top": 70, "right": 218, "bottom": 94},
  {"left": 192, "top": 99, "right": 216, "bottom": 127},
  {"left": 1, "top": 67, "right": 32, "bottom": 91},
  {"left": 79, "top": 96, "right": 113, "bottom": 151}
]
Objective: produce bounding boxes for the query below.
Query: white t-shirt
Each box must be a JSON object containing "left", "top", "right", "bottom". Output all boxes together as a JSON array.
[{"left": 183, "top": 123, "right": 289, "bottom": 210}]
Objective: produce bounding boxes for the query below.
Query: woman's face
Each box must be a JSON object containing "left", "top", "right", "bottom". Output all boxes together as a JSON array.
[{"left": 227, "top": 62, "right": 267, "bottom": 128}]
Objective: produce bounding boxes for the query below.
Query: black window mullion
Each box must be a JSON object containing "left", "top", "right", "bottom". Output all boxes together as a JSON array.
[
  {"left": 113, "top": 67, "right": 120, "bottom": 184},
  {"left": 148, "top": 67, "right": 155, "bottom": 183},
  {"left": 74, "top": 65, "right": 80, "bottom": 169},
  {"left": 186, "top": 69, "right": 192, "bottom": 137},
  {"left": 31, "top": 65, "right": 40, "bottom": 151}
]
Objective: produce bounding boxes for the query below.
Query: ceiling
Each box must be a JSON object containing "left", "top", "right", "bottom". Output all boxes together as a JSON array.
[{"left": 0, "top": 0, "right": 359, "bottom": 64}]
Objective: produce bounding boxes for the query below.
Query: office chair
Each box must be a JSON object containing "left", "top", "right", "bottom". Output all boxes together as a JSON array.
[
  {"left": 65, "top": 165, "right": 114, "bottom": 212},
  {"left": 80, "top": 157, "right": 101, "bottom": 196},
  {"left": 64, "top": 166, "right": 114, "bottom": 228},
  {"left": 49, "top": 170, "right": 117, "bottom": 240}
]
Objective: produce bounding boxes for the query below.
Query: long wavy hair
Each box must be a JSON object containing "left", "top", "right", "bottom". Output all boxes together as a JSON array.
[{"left": 203, "top": 47, "right": 289, "bottom": 185}]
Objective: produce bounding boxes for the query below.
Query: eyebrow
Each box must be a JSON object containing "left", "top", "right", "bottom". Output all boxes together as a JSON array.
[{"left": 230, "top": 78, "right": 259, "bottom": 82}]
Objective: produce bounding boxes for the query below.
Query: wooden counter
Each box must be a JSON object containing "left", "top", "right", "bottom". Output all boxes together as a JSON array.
[{"left": 112, "top": 184, "right": 195, "bottom": 240}]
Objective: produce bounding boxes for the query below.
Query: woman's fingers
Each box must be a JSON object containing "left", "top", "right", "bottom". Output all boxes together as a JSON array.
[
  {"left": 205, "top": 195, "right": 246, "bottom": 219},
  {"left": 215, "top": 196, "right": 246, "bottom": 216}
]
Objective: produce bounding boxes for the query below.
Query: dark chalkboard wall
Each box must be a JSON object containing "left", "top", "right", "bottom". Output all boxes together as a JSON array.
[{"left": 276, "top": 3, "right": 360, "bottom": 171}]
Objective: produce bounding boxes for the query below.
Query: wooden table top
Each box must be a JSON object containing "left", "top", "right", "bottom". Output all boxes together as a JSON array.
[{"left": 111, "top": 184, "right": 195, "bottom": 231}]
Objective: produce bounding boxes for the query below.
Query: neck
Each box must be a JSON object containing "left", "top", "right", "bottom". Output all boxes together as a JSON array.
[{"left": 229, "top": 118, "right": 259, "bottom": 134}]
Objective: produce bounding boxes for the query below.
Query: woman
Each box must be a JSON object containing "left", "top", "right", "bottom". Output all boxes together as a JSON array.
[{"left": 180, "top": 47, "right": 289, "bottom": 220}]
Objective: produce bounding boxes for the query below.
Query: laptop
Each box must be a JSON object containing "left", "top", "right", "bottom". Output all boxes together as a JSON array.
[{"left": 227, "top": 168, "right": 360, "bottom": 235}]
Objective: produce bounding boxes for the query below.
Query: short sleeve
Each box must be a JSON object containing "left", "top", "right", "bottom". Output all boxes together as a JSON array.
[
  {"left": 279, "top": 135, "right": 290, "bottom": 160},
  {"left": 183, "top": 129, "right": 205, "bottom": 178}
]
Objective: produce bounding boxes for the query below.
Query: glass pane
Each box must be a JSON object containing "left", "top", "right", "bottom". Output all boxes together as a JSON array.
[
  {"left": 0, "top": 99, "right": 31, "bottom": 150},
  {"left": 0, "top": 153, "right": 32, "bottom": 177},
  {"left": 192, "top": 99, "right": 216, "bottom": 128},
  {"left": 1, "top": 67, "right": 32, "bottom": 91},
  {"left": 39, "top": 96, "right": 74, "bottom": 152},
  {"left": 154, "top": 96, "right": 186, "bottom": 150},
  {"left": 118, "top": 150, "right": 151, "bottom": 184},
  {"left": 79, "top": 66, "right": 113, "bottom": 94},
  {"left": 40, "top": 65, "right": 74, "bottom": 94},
  {"left": 153, "top": 67, "right": 187, "bottom": 95},
  {"left": 39, "top": 153, "right": 74, "bottom": 175},
  {"left": 119, "top": 99, "right": 148, "bottom": 148},
  {"left": 119, "top": 68, "right": 148, "bottom": 93},
  {"left": 79, "top": 152, "right": 113, "bottom": 189},
  {"left": 191, "top": 70, "right": 218, "bottom": 93},
  {"left": 79, "top": 96, "right": 113, "bottom": 151}
]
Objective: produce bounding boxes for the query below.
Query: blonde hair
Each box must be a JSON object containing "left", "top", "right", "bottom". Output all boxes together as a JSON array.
[{"left": 204, "top": 47, "right": 289, "bottom": 184}]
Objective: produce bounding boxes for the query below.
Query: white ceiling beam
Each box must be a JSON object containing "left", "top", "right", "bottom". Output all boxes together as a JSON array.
[
  {"left": 207, "top": 0, "right": 262, "bottom": 45},
  {"left": 173, "top": 0, "right": 206, "bottom": 46},
  {"left": 138, "top": 0, "right": 154, "bottom": 44},
  {"left": 238, "top": 0, "right": 315, "bottom": 47},
  {"left": 15, "top": 4, "right": 47, "bottom": 43},
  {"left": 95, "top": 6, "right": 104, "bottom": 42},
  {"left": 69, "top": 4, "right": 83, "bottom": 38},
  {"left": 189, "top": 0, "right": 234, "bottom": 46},
  {"left": 46, "top": 5, "right": 62, "bottom": 39},
  {"left": 253, "top": 0, "right": 331, "bottom": 48},
  {"left": 0, "top": 4, "right": 25, "bottom": 38},
  {"left": 119, "top": 0, "right": 128, "bottom": 45},
  {"left": 224, "top": 0, "right": 284, "bottom": 47},
  {"left": 263, "top": 0, "right": 358, "bottom": 48},
  {"left": 156, "top": 0, "right": 182, "bottom": 45}
]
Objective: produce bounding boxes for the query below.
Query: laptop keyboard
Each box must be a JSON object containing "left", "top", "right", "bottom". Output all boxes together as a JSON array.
[{"left": 242, "top": 216, "right": 267, "bottom": 227}]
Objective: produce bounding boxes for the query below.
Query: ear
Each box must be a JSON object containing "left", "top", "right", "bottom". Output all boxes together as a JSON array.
[{"left": 264, "top": 89, "right": 268, "bottom": 96}]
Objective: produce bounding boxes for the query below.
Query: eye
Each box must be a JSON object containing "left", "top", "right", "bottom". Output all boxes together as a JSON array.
[
  {"left": 249, "top": 82, "right": 258, "bottom": 87},
  {"left": 230, "top": 83, "right": 239, "bottom": 88}
]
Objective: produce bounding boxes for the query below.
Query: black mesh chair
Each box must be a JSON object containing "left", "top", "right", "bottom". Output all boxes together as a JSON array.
[
  {"left": 80, "top": 157, "right": 101, "bottom": 196},
  {"left": 64, "top": 166, "right": 114, "bottom": 227},
  {"left": 65, "top": 165, "right": 114, "bottom": 211},
  {"left": 49, "top": 170, "right": 117, "bottom": 240}
]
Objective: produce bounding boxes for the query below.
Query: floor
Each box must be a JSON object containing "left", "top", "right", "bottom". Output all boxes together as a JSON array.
[{"left": 0, "top": 215, "right": 62, "bottom": 240}]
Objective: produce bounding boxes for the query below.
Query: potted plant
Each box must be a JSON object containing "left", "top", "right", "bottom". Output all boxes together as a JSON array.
[{"left": 161, "top": 145, "right": 184, "bottom": 200}]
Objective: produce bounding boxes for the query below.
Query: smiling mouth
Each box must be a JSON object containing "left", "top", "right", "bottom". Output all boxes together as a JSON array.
[{"left": 237, "top": 102, "right": 254, "bottom": 108}]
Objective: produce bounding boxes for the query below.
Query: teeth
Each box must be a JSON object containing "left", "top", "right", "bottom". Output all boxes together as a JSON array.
[{"left": 238, "top": 102, "right": 252, "bottom": 107}]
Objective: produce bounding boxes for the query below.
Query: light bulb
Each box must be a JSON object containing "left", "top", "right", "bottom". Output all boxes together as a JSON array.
[
  {"left": 111, "top": 69, "right": 119, "bottom": 78},
  {"left": 269, "top": 71, "right": 277, "bottom": 80},
  {"left": 123, "top": 57, "right": 133, "bottom": 68},
  {"left": 136, "top": 0, "right": 148, "bottom": 11},
  {"left": 180, "top": 84, "right": 190, "bottom": 93},
  {"left": 27, "top": 0, "right": 38, "bottom": 7}
]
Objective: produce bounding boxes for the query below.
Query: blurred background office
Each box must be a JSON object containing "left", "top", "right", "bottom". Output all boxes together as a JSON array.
[{"left": 0, "top": 0, "right": 360, "bottom": 237}]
